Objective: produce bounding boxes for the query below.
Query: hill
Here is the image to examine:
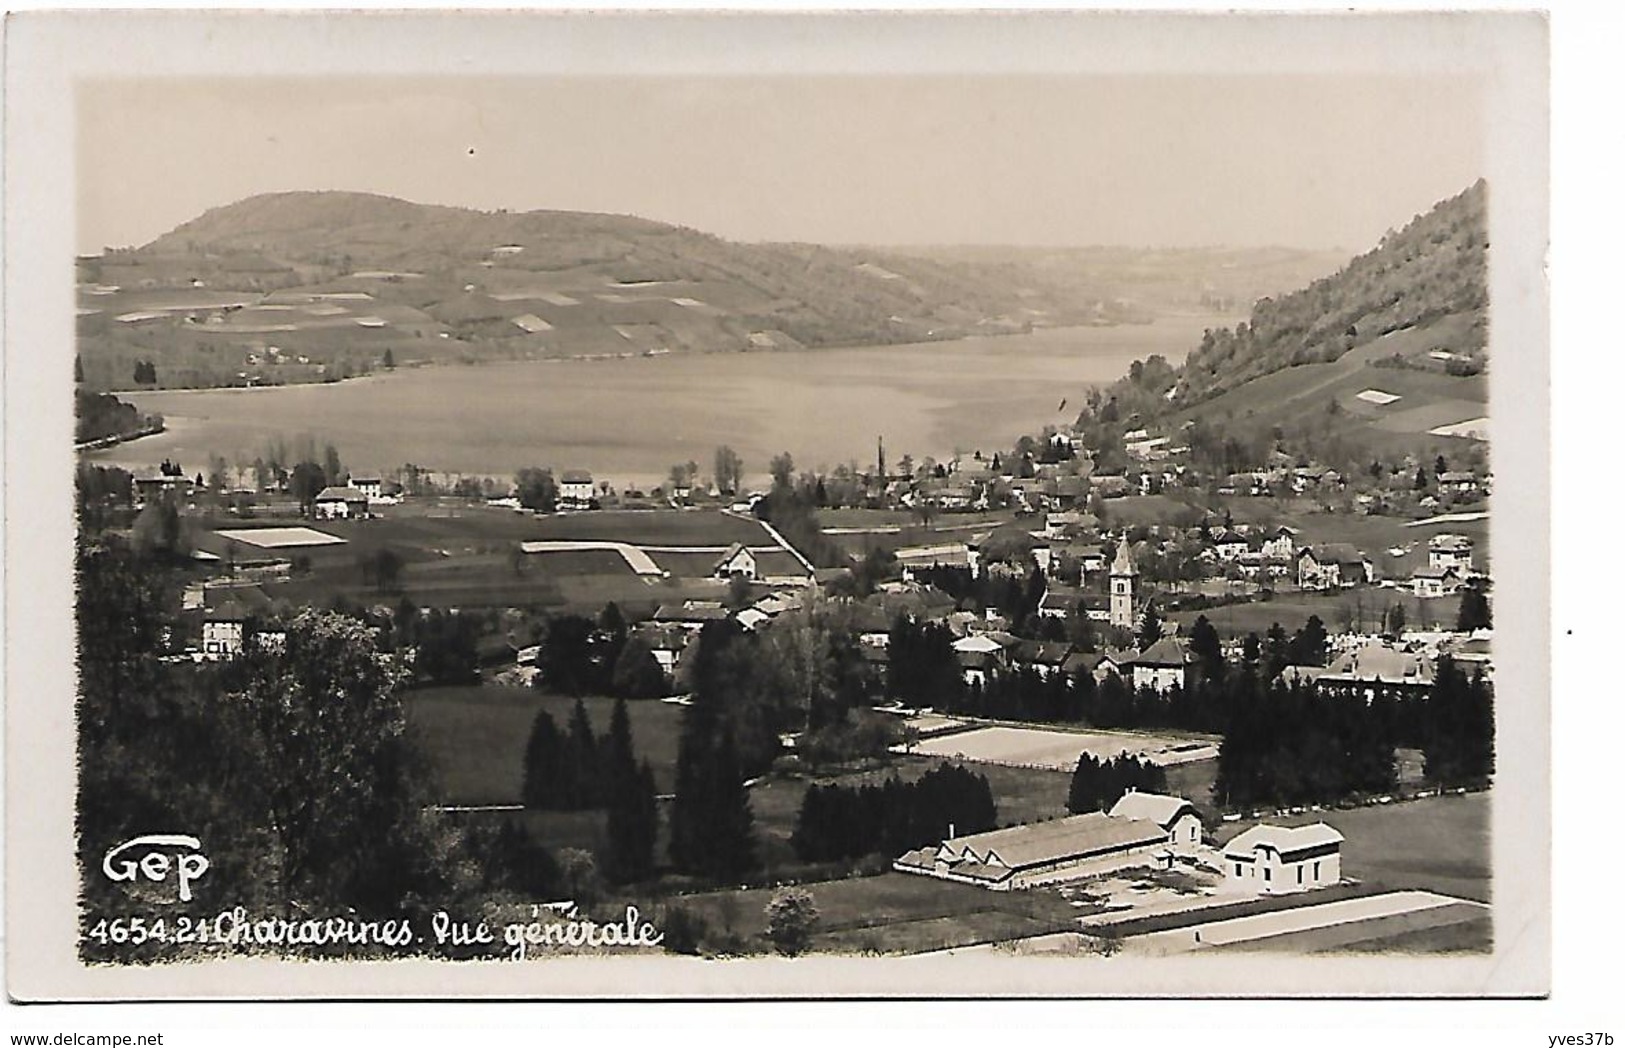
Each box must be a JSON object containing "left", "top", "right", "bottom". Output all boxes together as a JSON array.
[
  {"left": 1071, "top": 182, "right": 1490, "bottom": 476},
  {"left": 75, "top": 191, "right": 1340, "bottom": 391}
]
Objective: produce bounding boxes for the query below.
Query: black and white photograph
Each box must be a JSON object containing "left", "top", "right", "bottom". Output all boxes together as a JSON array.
[{"left": 4, "top": 8, "right": 1553, "bottom": 1006}]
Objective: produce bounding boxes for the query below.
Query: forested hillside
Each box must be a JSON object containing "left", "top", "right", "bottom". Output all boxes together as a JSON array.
[
  {"left": 1172, "top": 181, "right": 1488, "bottom": 408},
  {"left": 1070, "top": 182, "right": 1491, "bottom": 477}
]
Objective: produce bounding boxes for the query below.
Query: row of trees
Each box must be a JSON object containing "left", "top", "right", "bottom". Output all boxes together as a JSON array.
[
  {"left": 1066, "top": 755, "right": 1168, "bottom": 815},
  {"left": 520, "top": 698, "right": 660, "bottom": 884},
  {"left": 790, "top": 763, "right": 998, "bottom": 864},
  {"left": 1214, "top": 656, "right": 1494, "bottom": 809}
]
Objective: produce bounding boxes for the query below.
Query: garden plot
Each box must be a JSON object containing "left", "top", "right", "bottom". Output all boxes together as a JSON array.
[
  {"left": 900, "top": 725, "right": 1218, "bottom": 771},
  {"left": 215, "top": 526, "right": 346, "bottom": 549}
]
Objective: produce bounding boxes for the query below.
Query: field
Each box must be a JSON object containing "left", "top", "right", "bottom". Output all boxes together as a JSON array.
[
  {"left": 903, "top": 724, "right": 1219, "bottom": 771},
  {"left": 1173, "top": 313, "right": 1488, "bottom": 457},
  {"left": 404, "top": 685, "right": 687, "bottom": 803},
  {"left": 204, "top": 504, "right": 791, "bottom": 610},
  {"left": 1165, "top": 585, "right": 1462, "bottom": 639},
  {"left": 670, "top": 871, "right": 1084, "bottom": 955},
  {"left": 524, "top": 510, "right": 773, "bottom": 547},
  {"left": 1213, "top": 791, "right": 1491, "bottom": 903}
]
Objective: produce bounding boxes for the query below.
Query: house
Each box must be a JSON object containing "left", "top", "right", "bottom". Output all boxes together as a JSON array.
[
  {"left": 893, "top": 810, "right": 1176, "bottom": 891},
  {"left": 1108, "top": 791, "right": 1204, "bottom": 851},
  {"left": 1310, "top": 642, "right": 1438, "bottom": 699},
  {"left": 952, "top": 633, "right": 1013, "bottom": 687},
  {"left": 892, "top": 543, "right": 971, "bottom": 580},
  {"left": 1438, "top": 471, "right": 1482, "bottom": 498},
  {"left": 350, "top": 475, "right": 384, "bottom": 501},
  {"left": 1014, "top": 640, "right": 1075, "bottom": 680},
  {"left": 312, "top": 486, "right": 370, "bottom": 520},
  {"left": 1092, "top": 475, "right": 1132, "bottom": 499},
  {"left": 1297, "top": 544, "right": 1373, "bottom": 590},
  {"left": 1037, "top": 589, "right": 1082, "bottom": 620},
  {"left": 559, "top": 469, "right": 595, "bottom": 509},
  {"left": 1222, "top": 823, "right": 1344, "bottom": 894},
  {"left": 199, "top": 584, "right": 277, "bottom": 660},
  {"left": 650, "top": 602, "right": 732, "bottom": 633},
  {"left": 1428, "top": 534, "right": 1475, "bottom": 572},
  {"left": 1213, "top": 530, "right": 1249, "bottom": 561},
  {"left": 711, "top": 542, "right": 758, "bottom": 581},
  {"left": 967, "top": 523, "right": 1052, "bottom": 578},
  {"left": 1123, "top": 637, "right": 1196, "bottom": 693},
  {"left": 1411, "top": 564, "right": 1464, "bottom": 599},
  {"left": 630, "top": 624, "right": 690, "bottom": 679},
  {"left": 1261, "top": 525, "right": 1300, "bottom": 561}
]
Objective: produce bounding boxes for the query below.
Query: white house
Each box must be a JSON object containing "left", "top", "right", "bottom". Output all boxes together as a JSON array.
[
  {"left": 350, "top": 475, "right": 384, "bottom": 501},
  {"left": 559, "top": 469, "right": 595, "bottom": 509},
  {"left": 1213, "top": 530, "right": 1249, "bottom": 562},
  {"left": 312, "top": 486, "right": 369, "bottom": 520},
  {"left": 1411, "top": 564, "right": 1464, "bottom": 599},
  {"left": 1262, "top": 525, "right": 1300, "bottom": 561},
  {"left": 1428, "top": 534, "right": 1475, "bottom": 572},
  {"left": 1108, "top": 791, "right": 1203, "bottom": 851},
  {"left": 1222, "top": 823, "right": 1344, "bottom": 894},
  {"left": 199, "top": 585, "right": 277, "bottom": 661},
  {"left": 1298, "top": 544, "right": 1373, "bottom": 590},
  {"left": 1124, "top": 637, "right": 1196, "bottom": 694},
  {"left": 711, "top": 542, "right": 759, "bottom": 581}
]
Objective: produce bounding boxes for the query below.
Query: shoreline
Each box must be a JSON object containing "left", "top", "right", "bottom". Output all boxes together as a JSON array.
[{"left": 95, "top": 316, "right": 1243, "bottom": 399}]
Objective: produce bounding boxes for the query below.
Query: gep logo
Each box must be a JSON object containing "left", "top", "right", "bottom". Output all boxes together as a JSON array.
[{"left": 102, "top": 834, "right": 210, "bottom": 902}]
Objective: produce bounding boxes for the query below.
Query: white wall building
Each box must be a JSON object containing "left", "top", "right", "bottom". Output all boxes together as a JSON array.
[{"left": 1222, "top": 823, "right": 1344, "bottom": 894}]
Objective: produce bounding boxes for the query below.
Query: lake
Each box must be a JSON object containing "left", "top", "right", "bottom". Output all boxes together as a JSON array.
[{"left": 89, "top": 318, "right": 1232, "bottom": 487}]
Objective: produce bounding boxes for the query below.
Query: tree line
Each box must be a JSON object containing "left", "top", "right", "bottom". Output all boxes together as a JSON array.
[
  {"left": 790, "top": 763, "right": 998, "bottom": 864},
  {"left": 521, "top": 697, "right": 659, "bottom": 884},
  {"left": 1066, "top": 755, "right": 1168, "bottom": 815}
]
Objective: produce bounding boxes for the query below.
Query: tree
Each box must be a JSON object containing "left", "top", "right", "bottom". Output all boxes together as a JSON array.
[
  {"left": 371, "top": 547, "right": 404, "bottom": 593},
  {"left": 1137, "top": 604, "right": 1163, "bottom": 651},
  {"left": 323, "top": 444, "right": 344, "bottom": 487},
  {"left": 1188, "top": 615, "right": 1224, "bottom": 684},
  {"left": 610, "top": 636, "right": 667, "bottom": 699},
  {"left": 770, "top": 452, "right": 795, "bottom": 491},
  {"left": 521, "top": 709, "right": 567, "bottom": 808},
  {"left": 538, "top": 615, "right": 597, "bottom": 695},
  {"left": 383, "top": 348, "right": 395, "bottom": 369},
  {"left": 764, "top": 888, "right": 820, "bottom": 956},
  {"left": 714, "top": 445, "right": 744, "bottom": 496},
  {"left": 289, "top": 460, "right": 328, "bottom": 514},
  {"left": 129, "top": 495, "right": 191, "bottom": 559},
  {"left": 224, "top": 609, "right": 462, "bottom": 912},
  {"left": 602, "top": 699, "right": 659, "bottom": 884},
  {"left": 515, "top": 468, "right": 558, "bottom": 512},
  {"left": 1456, "top": 583, "right": 1493, "bottom": 631}
]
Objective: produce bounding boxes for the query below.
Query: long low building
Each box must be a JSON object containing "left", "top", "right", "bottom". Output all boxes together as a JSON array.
[{"left": 895, "top": 809, "right": 1175, "bottom": 891}]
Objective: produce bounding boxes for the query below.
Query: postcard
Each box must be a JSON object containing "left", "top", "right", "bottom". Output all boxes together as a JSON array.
[{"left": 3, "top": 8, "right": 1549, "bottom": 1000}]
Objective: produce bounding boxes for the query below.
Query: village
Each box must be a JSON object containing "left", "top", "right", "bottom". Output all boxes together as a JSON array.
[{"left": 76, "top": 386, "right": 1494, "bottom": 956}]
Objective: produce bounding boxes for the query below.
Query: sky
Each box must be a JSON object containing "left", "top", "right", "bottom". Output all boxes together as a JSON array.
[{"left": 77, "top": 75, "right": 1484, "bottom": 254}]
